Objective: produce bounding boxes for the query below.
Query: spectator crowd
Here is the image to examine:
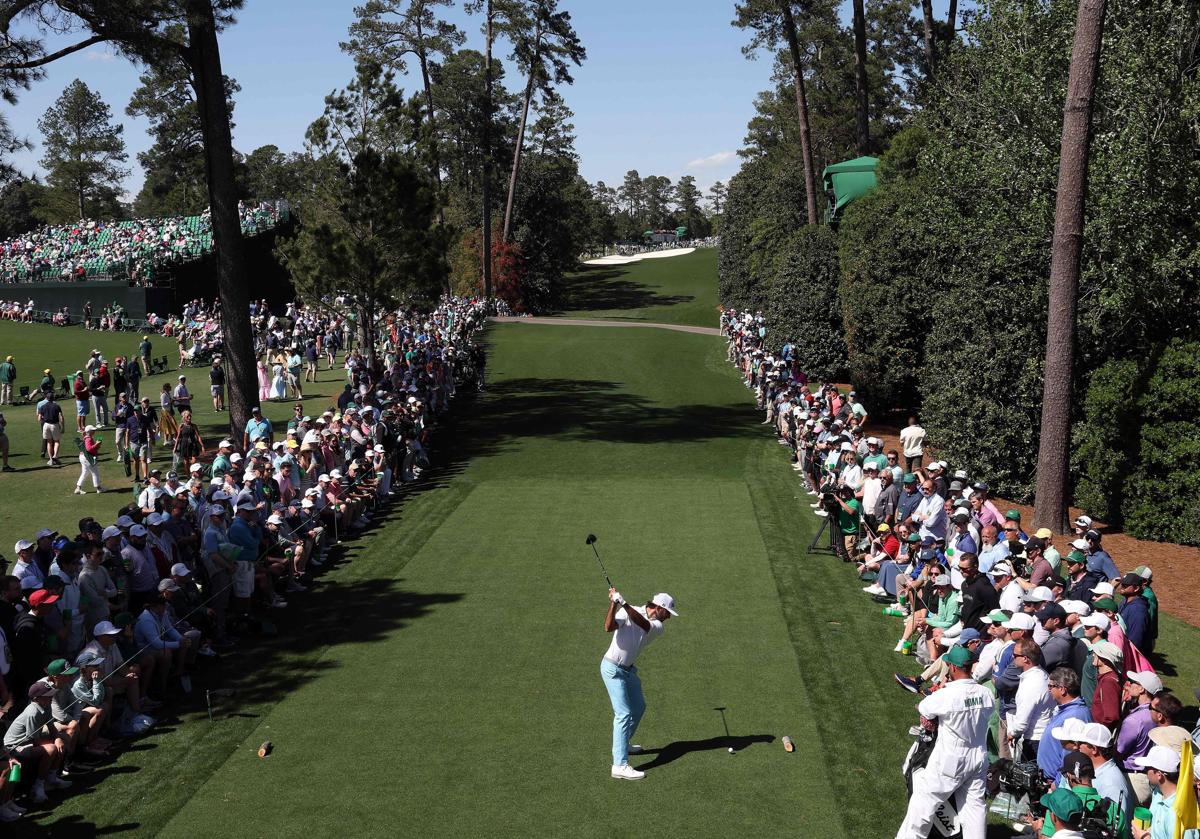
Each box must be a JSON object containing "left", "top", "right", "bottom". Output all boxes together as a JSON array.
[
  {"left": 722, "top": 308, "right": 1200, "bottom": 839},
  {"left": 0, "top": 293, "right": 490, "bottom": 822},
  {"left": 0, "top": 202, "right": 283, "bottom": 286}
]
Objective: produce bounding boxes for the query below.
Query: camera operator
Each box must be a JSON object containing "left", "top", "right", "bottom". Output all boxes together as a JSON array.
[
  {"left": 829, "top": 484, "right": 862, "bottom": 563},
  {"left": 1028, "top": 751, "right": 1128, "bottom": 838},
  {"left": 895, "top": 644, "right": 994, "bottom": 839}
]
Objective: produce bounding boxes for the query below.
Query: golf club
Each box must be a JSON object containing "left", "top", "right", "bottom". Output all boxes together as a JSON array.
[
  {"left": 585, "top": 534, "right": 613, "bottom": 588},
  {"left": 715, "top": 706, "right": 735, "bottom": 754}
]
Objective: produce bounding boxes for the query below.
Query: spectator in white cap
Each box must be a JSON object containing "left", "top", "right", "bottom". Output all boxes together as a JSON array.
[
  {"left": 1119, "top": 671, "right": 1163, "bottom": 805},
  {"left": 1130, "top": 745, "right": 1183, "bottom": 839},
  {"left": 79, "top": 620, "right": 158, "bottom": 724},
  {"left": 12, "top": 540, "right": 43, "bottom": 590},
  {"left": 1069, "top": 721, "right": 1136, "bottom": 824},
  {"left": 994, "top": 611, "right": 1037, "bottom": 759}
]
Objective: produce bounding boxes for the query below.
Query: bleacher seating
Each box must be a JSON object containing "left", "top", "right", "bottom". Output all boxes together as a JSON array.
[{"left": 0, "top": 202, "right": 284, "bottom": 285}]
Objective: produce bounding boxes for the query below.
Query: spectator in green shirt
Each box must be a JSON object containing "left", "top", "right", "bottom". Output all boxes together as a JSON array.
[
  {"left": 0, "top": 355, "right": 15, "bottom": 405},
  {"left": 832, "top": 486, "right": 862, "bottom": 563}
]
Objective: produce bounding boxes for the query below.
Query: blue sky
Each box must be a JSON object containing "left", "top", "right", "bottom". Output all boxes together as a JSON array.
[{"left": 2, "top": 1, "right": 951, "bottom": 200}]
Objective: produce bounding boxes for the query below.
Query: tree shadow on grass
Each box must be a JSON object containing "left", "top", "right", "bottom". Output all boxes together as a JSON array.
[
  {"left": 558, "top": 265, "right": 694, "bottom": 314},
  {"left": 633, "top": 734, "right": 775, "bottom": 771},
  {"left": 439, "top": 377, "right": 758, "bottom": 467}
]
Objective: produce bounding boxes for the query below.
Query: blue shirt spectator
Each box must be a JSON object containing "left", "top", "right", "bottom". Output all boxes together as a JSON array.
[
  {"left": 134, "top": 604, "right": 182, "bottom": 650},
  {"left": 1037, "top": 695, "right": 1090, "bottom": 781}
]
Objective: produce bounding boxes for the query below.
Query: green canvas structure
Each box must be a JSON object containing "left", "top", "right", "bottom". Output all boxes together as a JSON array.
[{"left": 822, "top": 156, "right": 879, "bottom": 224}]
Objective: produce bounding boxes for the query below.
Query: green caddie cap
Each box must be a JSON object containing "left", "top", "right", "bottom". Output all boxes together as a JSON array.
[
  {"left": 1040, "top": 788, "right": 1084, "bottom": 823},
  {"left": 907, "top": 532, "right": 921, "bottom": 544},
  {"left": 1091, "top": 597, "right": 1118, "bottom": 612},
  {"left": 902, "top": 474, "right": 916, "bottom": 485},
  {"left": 1066, "top": 550, "right": 1087, "bottom": 565},
  {"left": 944, "top": 645, "right": 973, "bottom": 667},
  {"left": 1005, "top": 509, "right": 1021, "bottom": 521},
  {"left": 46, "top": 658, "right": 79, "bottom": 677}
]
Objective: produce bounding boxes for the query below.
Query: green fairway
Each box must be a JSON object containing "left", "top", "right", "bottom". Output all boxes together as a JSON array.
[
  {"left": 559, "top": 247, "right": 719, "bottom": 327},
  {"left": 6, "top": 250, "right": 1199, "bottom": 838}
]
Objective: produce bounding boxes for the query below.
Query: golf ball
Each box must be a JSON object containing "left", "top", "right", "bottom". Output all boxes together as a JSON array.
[{"left": 727, "top": 747, "right": 735, "bottom": 754}]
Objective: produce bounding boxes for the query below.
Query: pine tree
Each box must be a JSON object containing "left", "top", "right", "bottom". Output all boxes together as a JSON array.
[{"left": 37, "top": 78, "right": 128, "bottom": 221}]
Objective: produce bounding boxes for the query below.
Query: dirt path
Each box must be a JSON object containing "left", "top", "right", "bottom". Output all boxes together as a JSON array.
[{"left": 490, "top": 315, "right": 720, "bottom": 336}]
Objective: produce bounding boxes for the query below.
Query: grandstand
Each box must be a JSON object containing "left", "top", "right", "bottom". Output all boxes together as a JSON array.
[{"left": 0, "top": 201, "right": 287, "bottom": 285}]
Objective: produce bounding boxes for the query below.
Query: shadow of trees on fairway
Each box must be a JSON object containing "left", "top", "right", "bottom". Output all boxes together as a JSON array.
[
  {"left": 558, "top": 265, "right": 695, "bottom": 315},
  {"left": 442, "top": 378, "right": 758, "bottom": 464},
  {"left": 633, "top": 734, "right": 775, "bottom": 771}
]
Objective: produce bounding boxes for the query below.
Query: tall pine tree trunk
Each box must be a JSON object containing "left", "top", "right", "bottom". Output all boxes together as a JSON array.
[
  {"left": 851, "top": 0, "right": 871, "bottom": 155},
  {"left": 778, "top": 1, "right": 818, "bottom": 226},
  {"left": 416, "top": 40, "right": 451, "bottom": 295},
  {"left": 502, "top": 54, "right": 538, "bottom": 243},
  {"left": 185, "top": 0, "right": 258, "bottom": 436},
  {"left": 481, "top": 0, "right": 494, "bottom": 300},
  {"left": 1034, "top": 0, "right": 1108, "bottom": 533},
  {"left": 920, "top": 0, "right": 937, "bottom": 76}
]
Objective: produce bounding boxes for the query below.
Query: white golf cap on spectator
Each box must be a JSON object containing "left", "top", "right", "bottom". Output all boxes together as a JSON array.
[
  {"left": 189, "top": 463, "right": 203, "bottom": 472},
  {"left": 373, "top": 444, "right": 384, "bottom": 453},
  {"left": 1091, "top": 582, "right": 1115, "bottom": 597},
  {"left": 1071, "top": 538, "right": 1089, "bottom": 550},
  {"left": 990, "top": 561, "right": 1014, "bottom": 578},
  {"left": 100, "top": 526, "right": 121, "bottom": 541},
  {"left": 1080, "top": 613, "right": 1110, "bottom": 630},
  {"left": 1002, "top": 613, "right": 1036, "bottom": 631},
  {"left": 170, "top": 563, "right": 191, "bottom": 577},
  {"left": 158, "top": 578, "right": 180, "bottom": 592},
  {"left": 1059, "top": 600, "right": 1090, "bottom": 616},
  {"left": 1133, "top": 745, "right": 1180, "bottom": 773},
  {"left": 145, "top": 512, "right": 163, "bottom": 526},
  {"left": 301, "top": 499, "right": 315, "bottom": 508},
  {"left": 1128, "top": 671, "right": 1164, "bottom": 695},
  {"left": 210, "top": 476, "right": 223, "bottom": 485},
  {"left": 266, "top": 514, "right": 284, "bottom": 525},
  {"left": 1090, "top": 640, "right": 1124, "bottom": 666},
  {"left": 244, "top": 470, "right": 260, "bottom": 480},
  {"left": 218, "top": 439, "right": 232, "bottom": 448},
  {"left": 230, "top": 453, "right": 243, "bottom": 462},
  {"left": 84, "top": 424, "right": 96, "bottom": 432},
  {"left": 35, "top": 527, "right": 56, "bottom": 539},
  {"left": 236, "top": 502, "right": 256, "bottom": 511},
  {"left": 839, "top": 442, "right": 853, "bottom": 452},
  {"left": 651, "top": 593, "right": 678, "bottom": 616},
  {"left": 1050, "top": 716, "right": 1087, "bottom": 742},
  {"left": 1022, "top": 586, "right": 1053, "bottom": 603},
  {"left": 208, "top": 507, "right": 226, "bottom": 518},
  {"left": 1073, "top": 515, "right": 1093, "bottom": 529},
  {"left": 329, "top": 469, "right": 343, "bottom": 479},
  {"left": 129, "top": 524, "right": 148, "bottom": 537},
  {"left": 933, "top": 574, "right": 952, "bottom": 587},
  {"left": 304, "top": 487, "right": 320, "bottom": 496},
  {"left": 14, "top": 539, "right": 34, "bottom": 552},
  {"left": 213, "top": 491, "right": 230, "bottom": 501},
  {"left": 1074, "top": 722, "right": 1113, "bottom": 748},
  {"left": 93, "top": 620, "right": 122, "bottom": 637},
  {"left": 174, "top": 486, "right": 189, "bottom": 496}
]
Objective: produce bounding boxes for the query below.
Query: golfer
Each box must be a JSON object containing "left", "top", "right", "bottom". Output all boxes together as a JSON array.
[{"left": 601, "top": 587, "right": 678, "bottom": 781}]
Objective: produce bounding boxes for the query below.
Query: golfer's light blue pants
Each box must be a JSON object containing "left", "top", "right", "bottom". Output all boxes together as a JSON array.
[{"left": 600, "top": 658, "right": 645, "bottom": 766}]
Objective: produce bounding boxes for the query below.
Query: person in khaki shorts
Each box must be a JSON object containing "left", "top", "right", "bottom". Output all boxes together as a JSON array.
[{"left": 37, "top": 392, "right": 64, "bottom": 465}]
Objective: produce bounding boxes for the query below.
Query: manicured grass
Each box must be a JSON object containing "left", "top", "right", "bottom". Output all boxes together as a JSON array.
[
  {"left": 6, "top": 250, "right": 1198, "bottom": 837},
  {"left": 558, "top": 247, "right": 719, "bottom": 327},
  {"left": 0, "top": 321, "right": 348, "bottom": 548}
]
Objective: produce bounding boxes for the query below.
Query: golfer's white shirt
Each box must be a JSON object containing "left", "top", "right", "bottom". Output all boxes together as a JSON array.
[{"left": 604, "top": 606, "right": 664, "bottom": 667}]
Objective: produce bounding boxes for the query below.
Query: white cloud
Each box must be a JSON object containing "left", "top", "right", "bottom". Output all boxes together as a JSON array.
[
  {"left": 685, "top": 150, "right": 737, "bottom": 169},
  {"left": 84, "top": 49, "right": 118, "bottom": 62}
]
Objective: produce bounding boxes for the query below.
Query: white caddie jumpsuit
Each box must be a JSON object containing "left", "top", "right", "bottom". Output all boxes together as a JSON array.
[{"left": 895, "top": 677, "right": 994, "bottom": 839}]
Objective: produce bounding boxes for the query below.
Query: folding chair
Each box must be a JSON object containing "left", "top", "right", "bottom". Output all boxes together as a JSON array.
[{"left": 17, "top": 385, "right": 30, "bottom": 404}]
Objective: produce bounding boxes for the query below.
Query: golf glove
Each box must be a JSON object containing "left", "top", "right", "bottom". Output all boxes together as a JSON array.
[{"left": 609, "top": 589, "right": 625, "bottom": 606}]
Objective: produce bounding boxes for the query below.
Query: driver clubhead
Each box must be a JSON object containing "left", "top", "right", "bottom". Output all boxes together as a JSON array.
[{"left": 585, "top": 534, "right": 597, "bottom": 545}]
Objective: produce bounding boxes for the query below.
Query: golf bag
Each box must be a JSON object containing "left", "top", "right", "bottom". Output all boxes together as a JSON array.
[{"left": 902, "top": 725, "right": 962, "bottom": 839}]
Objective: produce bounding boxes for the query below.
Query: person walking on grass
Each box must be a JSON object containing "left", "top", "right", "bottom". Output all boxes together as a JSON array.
[
  {"left": 601, "top": 587, "right": 678, "bottom": 781},
  {"left": 74, "top": 425, "right": 103, "bottom": 495}
]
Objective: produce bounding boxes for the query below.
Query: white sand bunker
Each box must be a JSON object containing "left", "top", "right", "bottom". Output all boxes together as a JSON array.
[{"left": 583, "top": 247, "right": 696, "bottom": 266}]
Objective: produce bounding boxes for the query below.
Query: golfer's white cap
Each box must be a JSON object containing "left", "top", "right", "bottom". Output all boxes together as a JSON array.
[{"left": 651, "top": 593, "right": 678, "bottom": 616}]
